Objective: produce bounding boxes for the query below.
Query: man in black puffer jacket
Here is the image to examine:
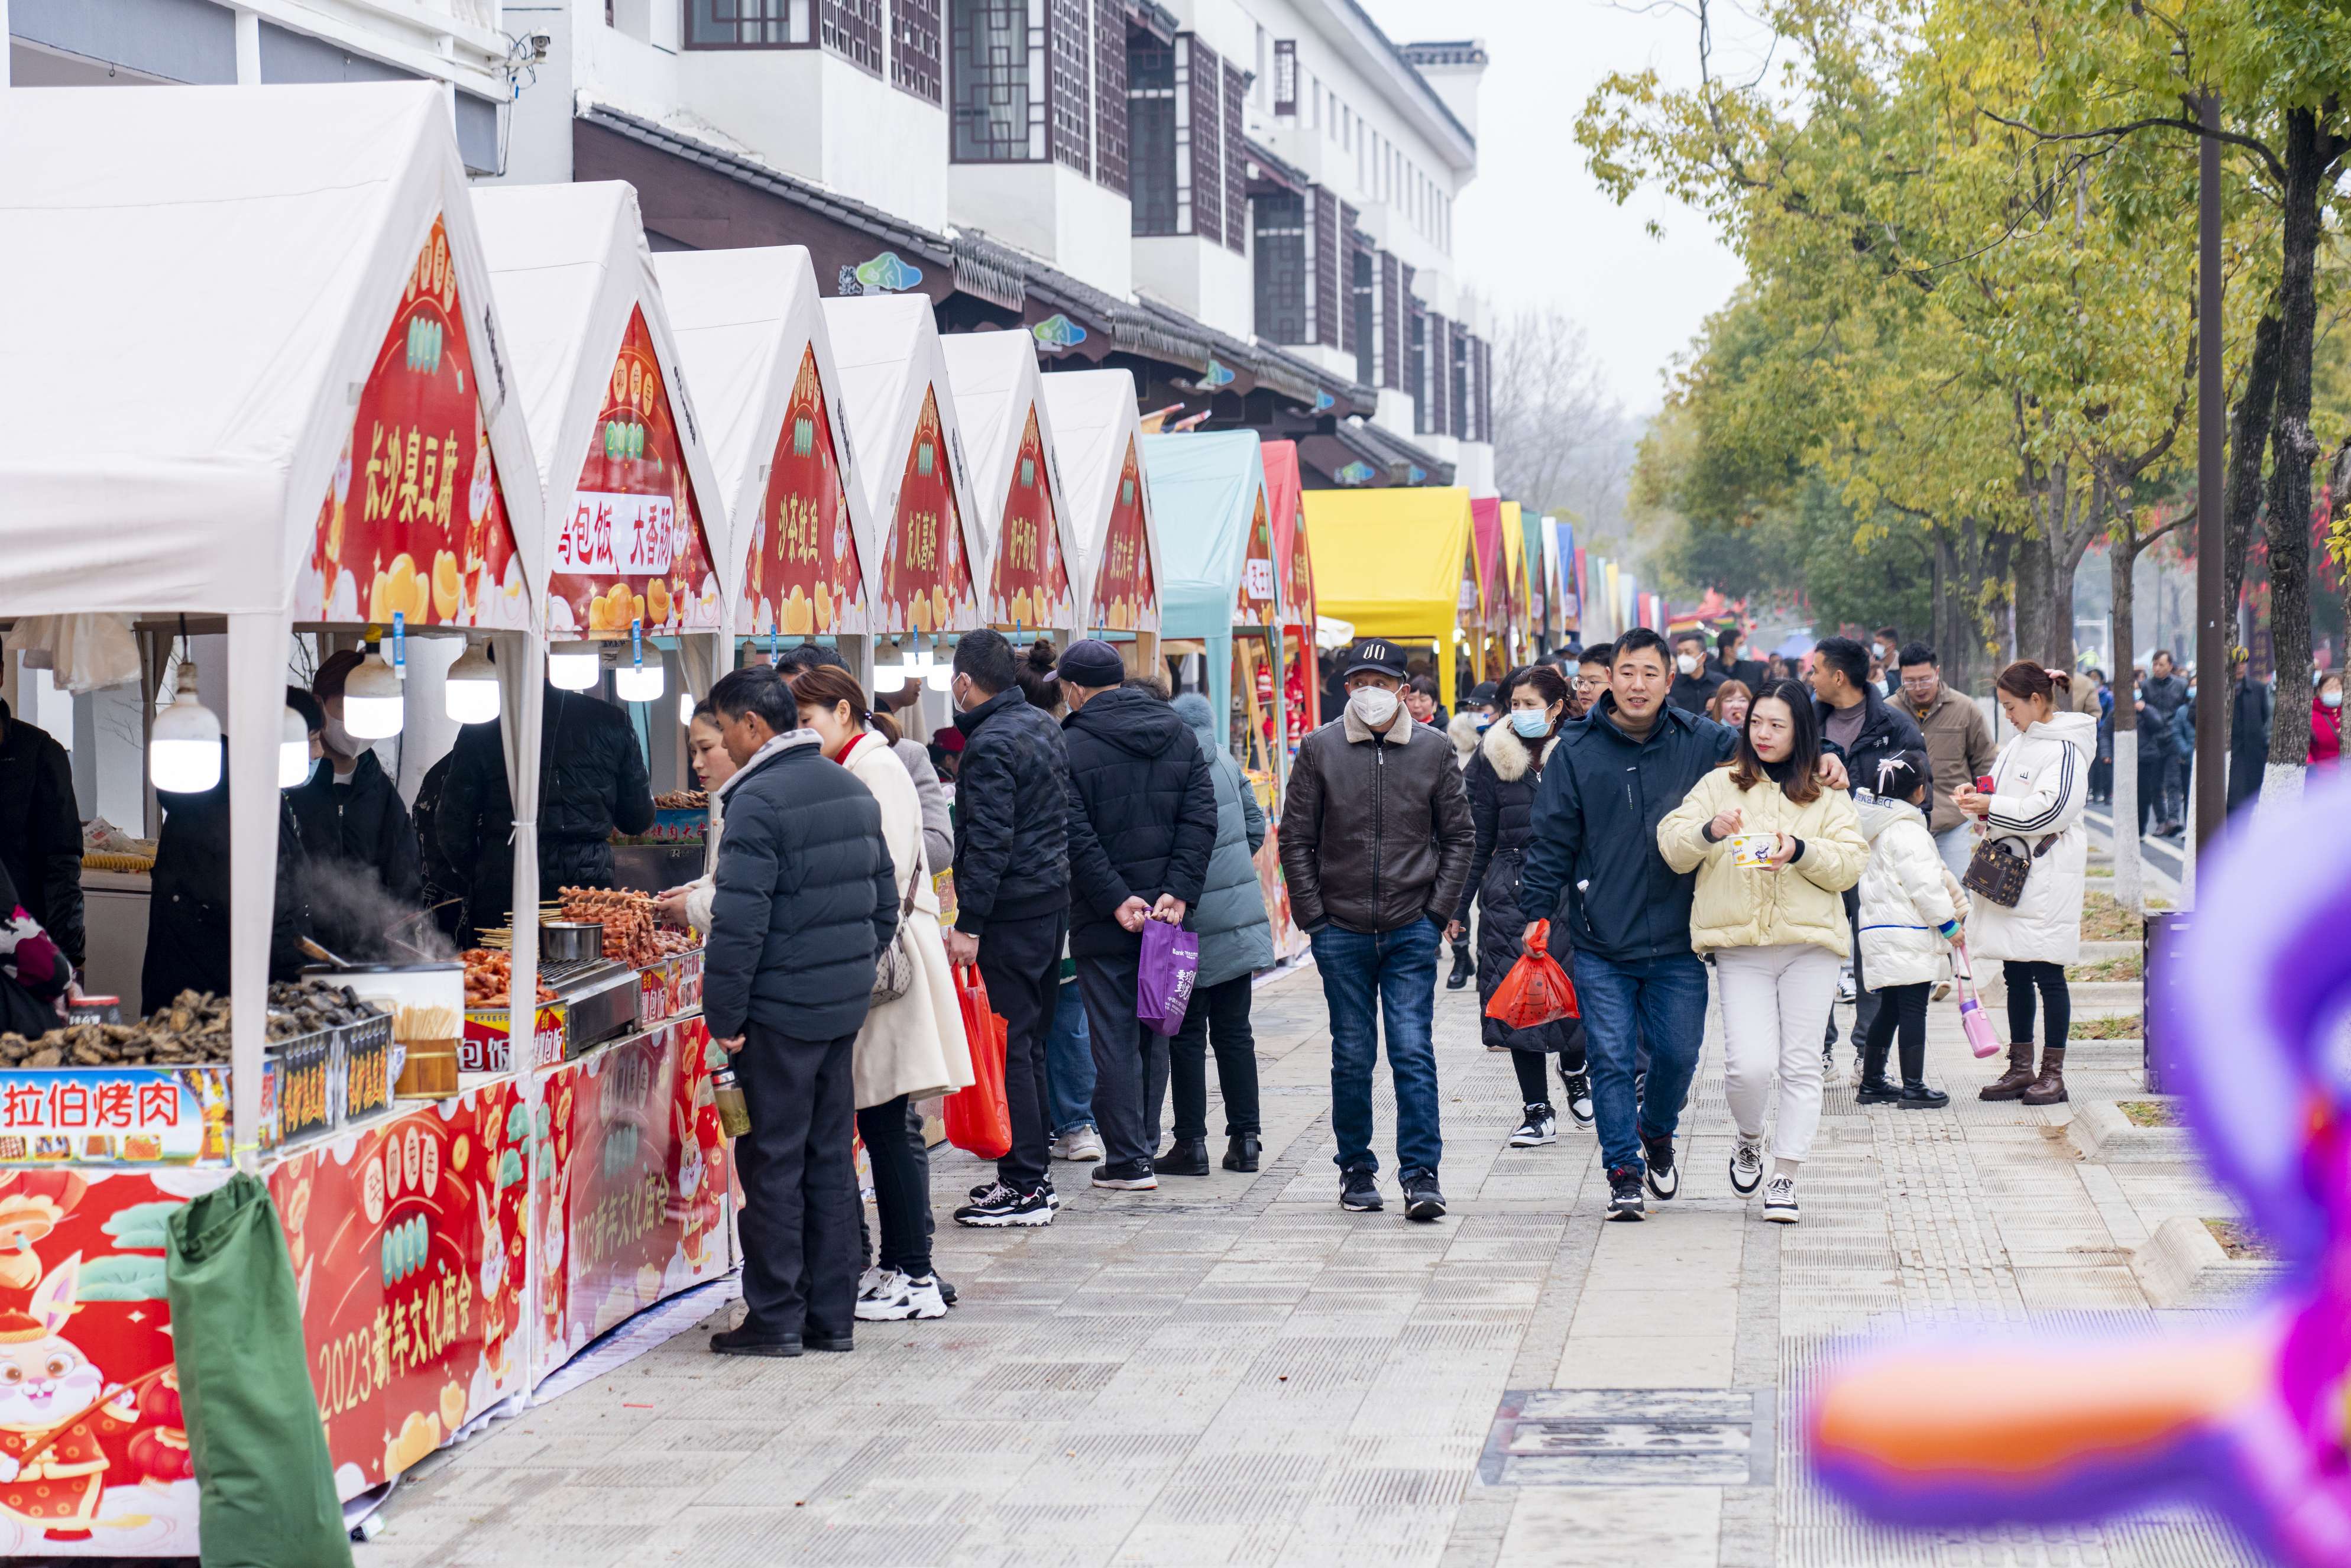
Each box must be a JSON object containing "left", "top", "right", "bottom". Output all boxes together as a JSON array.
[
  {"left": 702, "top": 665, "right": 897, "bottom": 1358},
  {"left": 287, "top": 666, "right": 423, "bottom": 960},
  {"left": 1057, "top": 641, "right": 1216, "bottom": 1191},
  {"left": 945, "top": 629, "right": 1073, "bottom": 1229},
  {"left": 436, "top": 682, "right": 655, "bottom": 941}
]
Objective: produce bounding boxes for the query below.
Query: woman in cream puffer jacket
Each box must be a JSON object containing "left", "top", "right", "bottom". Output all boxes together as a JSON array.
[{"left": 1656, "top": 681, "right": 1866, "bottom": 1220}]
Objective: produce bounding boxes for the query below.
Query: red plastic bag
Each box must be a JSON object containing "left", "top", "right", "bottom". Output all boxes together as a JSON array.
[
  {"left": 1484, "top": 921, "right": 1579, "bottom": 1029},
  {"left": 944, "top": 964, "right": 1012, "bottom": 1159}
]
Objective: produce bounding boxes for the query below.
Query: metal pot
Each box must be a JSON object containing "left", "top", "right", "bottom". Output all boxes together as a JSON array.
[{"left": 539, "top": 921, "right": 604, "bottom": 963}]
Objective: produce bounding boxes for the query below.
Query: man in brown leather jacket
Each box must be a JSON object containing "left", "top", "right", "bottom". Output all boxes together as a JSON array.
[{"left": 1280, "top": 639, "right": 1474, "bottom": 1222}]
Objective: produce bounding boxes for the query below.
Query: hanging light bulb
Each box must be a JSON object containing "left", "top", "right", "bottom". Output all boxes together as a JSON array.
[
  {"left": 279, "top": 705, "right": 313, "bottom": 788},
  {"left": 925, "top": 648, "right": 954, "bottom": 692},
  {"left": 678, "top": 691, "right": 696, "bottom": 726},
  {"left": 614, "top": 662, "right": 665, "bottom": 702},
  {"left": 342, "top": 649, "right": 406, "bottom": 740},
  {"left": 443, "top": 639, "right": 501, "bottom": 725},
  {"left": 150, "top": 668, "right": 223, "bottom": 794},
  {"left": 548, "top": 639, "right": 600, "bottom": 692},
  {"left": 873, "top": 642, "right": 908, "bottom": 694}
]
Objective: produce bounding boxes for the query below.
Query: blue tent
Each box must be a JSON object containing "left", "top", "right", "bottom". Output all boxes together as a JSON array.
[{"left": 1140, "top": 430, "right": 1285, "bottom": 780}]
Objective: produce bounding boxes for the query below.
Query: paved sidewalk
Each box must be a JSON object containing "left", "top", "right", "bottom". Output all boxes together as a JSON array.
[{"left": 369, "top": 946, "right": 2257, "bottom": 1567}]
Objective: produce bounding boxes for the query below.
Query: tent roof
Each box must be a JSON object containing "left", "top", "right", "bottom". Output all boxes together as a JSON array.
[
  {"left": 1301, "top": 488, "right": 1476, "bottom": 638},
  {"left": 0, "top": 82, "right": 543, "bottom": 620},
  {"left": 1141, "top": 430, "right": 1267, "bottom": 642},
  {"left": 474, "top": 181, "right": 728, "bottom": 624},
  {"left": 1262, "top": 440, "right": 1309, "bottom": 624},
  {"left": 1039, "top": 368, "right": 1159, "bottom": 616},
  {"left": 1472, "top": 497, "right": 1504, "bottom": 610},
  {"left": 820, "top": 294, "right": 987, "bottom": 614},
  {"left": 651, "top": 245, "right": 875, "bottom": 630},
  {"left": 940, "top": 331, "right": 1057, "bottom": 552}
]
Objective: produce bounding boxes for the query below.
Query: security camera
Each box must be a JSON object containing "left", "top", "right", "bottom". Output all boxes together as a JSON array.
[{"left": 528, "top": 33, "right": 551, "bottom": 60}]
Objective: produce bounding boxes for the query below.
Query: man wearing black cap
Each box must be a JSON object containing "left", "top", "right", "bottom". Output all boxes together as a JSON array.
[
  {"left": 1055, "top": 638, "right": 1219, "bottom": 1190},
  {"left": 1279, "top": 638, "right": 1475, "bottom": 1222}
]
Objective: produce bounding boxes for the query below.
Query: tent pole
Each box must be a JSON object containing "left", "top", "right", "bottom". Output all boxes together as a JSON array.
[{"left": 225, "top": 611, "right": 286, "bottom": 1172}]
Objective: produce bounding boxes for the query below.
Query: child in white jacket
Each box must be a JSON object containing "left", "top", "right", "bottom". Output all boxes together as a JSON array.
[{"left": 1854, "top": 759, "right": 1970, "bottom": 1109}]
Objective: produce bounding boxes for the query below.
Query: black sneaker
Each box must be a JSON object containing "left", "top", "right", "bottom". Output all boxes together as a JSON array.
[
  {"left": 1606, "top": 1164, "right": 1646, "bottom": 1221},
  {"left": 953, "top": 1181, "right": 1055, "bottom": 1227},
  {"left": 711, "top": 1324, "right": 802, "bottom": 1356},
  {"left": 1560, "top": 1072, "right": 1595, "bottom": 1128},
  {"left": 1092, "top": 1159, "right": 1158, "bottom": 1190},
  {"left": 1157, "top": 1138, "right": 1212, "bottom": 1177},
  {"left": 1402, "top": 1169, "right": 1447, "bottom": 1222},
  {"left": 1508, "top": 1103, "right": 1557, "bottom": 1148},
  {"left": 1641, "top": 1133, "right": 1679, "bottom": 1201},
  {"left": 1340, "top": 1168, "right": 1383, "bottom": 1211}
]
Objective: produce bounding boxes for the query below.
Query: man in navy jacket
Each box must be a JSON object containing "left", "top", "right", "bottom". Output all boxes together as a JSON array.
[{"left": 703, "top": 665, "right": 897, "bottom": 1358}]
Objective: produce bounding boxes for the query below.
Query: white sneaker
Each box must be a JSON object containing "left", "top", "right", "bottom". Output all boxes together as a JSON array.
[
  {"left": 1838, "top": 972, "right": 1857, "bottom": 1003},
  {"left": 856, "top": 1265, "right": 889, "bottom": 1300},
  {"left": 1051, "top": 1127, "right": 1105, "bottom": 1162},
  {"left": 1931, "top": 979, "right": 1952, "bottom": 1002},
  {"left": 1761, "top": 1175, "right": 1800, "bottom": 1223},
  {"left": 1508, "top": 1104, "right": 1557, "bottom": 1148},
  {"left": 854, "top": 1269, "right": 950, "bottom": 1321},
  {"left": 1562, "top": 1072, "right": 1595, "bottom": 1128},
  {"left": 1728, "top": 1136, "right": 1764, "bottom": 1197}
]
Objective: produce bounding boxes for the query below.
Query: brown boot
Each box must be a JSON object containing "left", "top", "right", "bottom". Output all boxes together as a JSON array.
[
  {"left": 1980, "top": 1041, "right": 2037, "bottom": 1100},
  {"left": 2020, "top": 1045, "right": 2068, "bottom": 1106}
]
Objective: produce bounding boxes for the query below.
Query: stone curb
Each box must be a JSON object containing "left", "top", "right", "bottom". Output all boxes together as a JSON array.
[
  {"left": 2066, "top": 1097, "right": 2194, "bottom": 1163},
  {"left": 2128, "top": 1214, "right": 2284, "bottom": 1308}
]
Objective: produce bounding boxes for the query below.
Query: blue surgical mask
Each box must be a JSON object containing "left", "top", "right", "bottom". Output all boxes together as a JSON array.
[{"left": 1510, "top": 710, "right": 1552, "bottom": 738}]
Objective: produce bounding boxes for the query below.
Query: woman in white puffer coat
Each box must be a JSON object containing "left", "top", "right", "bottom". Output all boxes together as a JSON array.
[
  {"left": 1854, "top": 759, "right": 1970, "bottom": 1110},
  {"left": 1954, "top": 662, "right": 2096, "bottom": 1109}
]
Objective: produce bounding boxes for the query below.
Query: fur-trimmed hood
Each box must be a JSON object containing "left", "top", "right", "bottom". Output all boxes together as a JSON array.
[
  {"left": 1479, "top": 718, "right": 1560, "bottom": 782},
  {"left": 1447, "top": 709, "right": 1482, "bottom": 766}
]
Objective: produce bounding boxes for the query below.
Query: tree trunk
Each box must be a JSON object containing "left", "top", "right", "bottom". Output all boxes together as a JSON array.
[
  {"left": 2014, "top": 529, "right": 2055, "bottom": 667},
  {"left": 2109, "top": 528, "right": 2142, "bottom": 911},
  {"left": 2225, "top": 307, "right": 2283, "bottom": 639},
  {"left": 2261, "top": 106, "right": 2331, "bottom": 777}
]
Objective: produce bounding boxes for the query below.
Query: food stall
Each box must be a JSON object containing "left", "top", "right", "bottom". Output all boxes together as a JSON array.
[
  {"left": 1471, "top": 498, "right": 1511, "bottom": 684},
  {"left": 1501, "top": 501, "right": 1532, "bottom": 669},
  {"left": 941, "top": 331, "right": 1084, "bottom": 647},
  {"left": 0, "top": 82, "right": 575, "bottom": 1552},
  {"left": 1041, "top": 369, "right": 1162, "bottom": 674},
  {"left": 1300, "top": 488, "right": 1483, "bottom": 714},
  {"left": 1141, "top": 432, "right": 1286, "bottom": 801},
  {"left": 1263, "top": 440, "right": 1319, "bottom": 753}
]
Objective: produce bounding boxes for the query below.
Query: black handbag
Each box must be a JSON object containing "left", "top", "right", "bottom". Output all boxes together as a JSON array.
[{"left": 1961, "top": 831, "right": 2058, "bottom": 909}]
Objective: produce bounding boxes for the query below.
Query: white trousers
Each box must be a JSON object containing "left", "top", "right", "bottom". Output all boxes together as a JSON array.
[{"left": 1713, "top": 942, "right": 1842, "bottom": 1164}]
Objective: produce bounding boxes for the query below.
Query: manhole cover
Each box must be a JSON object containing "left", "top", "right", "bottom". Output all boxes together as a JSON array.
[{"left": 1479, "top": 1388, "right": 1774, "bottom": 1486}]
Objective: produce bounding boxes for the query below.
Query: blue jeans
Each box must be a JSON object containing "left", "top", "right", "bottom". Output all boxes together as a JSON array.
[
  {"left": 1572, "top": 948, "right": 1709, "bottom": 1174},
  {"left": 1310, "top": 919, "right": 1442, "bottom": 1178},
  {"left": 1045, "top": 978, "right": 1096, "bottom": 1136}
]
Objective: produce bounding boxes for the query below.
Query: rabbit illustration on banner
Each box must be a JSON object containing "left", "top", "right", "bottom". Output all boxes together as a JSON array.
[{"left": 0, "top": 1253, "right": 146, "bottom": 1540}]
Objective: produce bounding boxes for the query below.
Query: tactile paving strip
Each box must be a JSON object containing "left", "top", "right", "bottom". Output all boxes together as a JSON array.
[{"left": 1477, "top": 1387, "right": 1774, "bottom": 1486}]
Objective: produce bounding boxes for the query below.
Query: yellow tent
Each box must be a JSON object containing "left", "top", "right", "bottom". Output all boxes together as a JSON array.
[{"left": 1304, "top": 487, "right": 1481, "bottom": 711}]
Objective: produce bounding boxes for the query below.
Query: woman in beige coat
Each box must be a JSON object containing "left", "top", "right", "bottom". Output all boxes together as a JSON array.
[
  {"left": 1658, "top": 679, "right": 1866, "bottom": 1224},
  {"left": 790, "top": 666, "right": 973, "bottom": 1323}
]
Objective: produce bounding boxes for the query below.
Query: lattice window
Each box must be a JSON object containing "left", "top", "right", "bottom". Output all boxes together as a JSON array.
[
  {"left": 1222, "top": 60, "right": 1246, "bottom": 253},
  {"left": 1350, "top": 245, "right": 1373, "bottom": 383},
  {"left": 1129, "top": 36, "right": 1176, "bottom": 233},
  {"left": 1186, "top": 37, "right": 1222, "bottom": 245},
  {"left": 1093, "top": 0, "right": 1127, "bottom": 193},
  {"left": 1313, "top": 188, "right": 1338, "bottom": 348},
  {"left": 686, "top": 0, "right": 814, "bottom": 46},
  {"left": 1339, "top": 204, "right": 1361, "bottom": 358},
  {"left": 1380, "top": 252, "right": 1401, "bottom": 391},
  {"left": 1477, "top": 337, "right": 1494, "bottom": 441},
  {"left": 950, "top": 0, "right": 1038, "bottom": 160},
  {"left": 1272, "top": 38, "right": 1296, "bottom": 115},
  {"left": 1252, "top": 192, "right": 1307, "bottom": 343},
  {"left": 821, "top": 0, "right": 882, "bottom": 72},
  {"left": 1450, "top": 325, "right": 1469, "bottom": 439},
  {"left": 894, "top": 0, "right": 943, "bottom": 100},
  {"left": 1047, "top": 0, "right": 1090, "bottom": 173},
  {"left": 1427, "top": 312, "right": 1449, "bottom": 434}
]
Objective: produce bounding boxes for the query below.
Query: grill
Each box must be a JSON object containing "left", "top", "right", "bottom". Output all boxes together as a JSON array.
[{"left": 541, "top": 959, "right": 640, "bottom": 1056}]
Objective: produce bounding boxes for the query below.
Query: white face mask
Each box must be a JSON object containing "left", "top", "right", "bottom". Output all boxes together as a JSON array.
[
  {"left": 322, "top": 716, "right": 357, "bottom": 757},
  {"left": 2325, "top": 691, "right": 2344, "bottom": 710},
  {"left": 1348, "top": 685, "right": 1400, "bottom": 729},
  {"left": 1676, "top": 654, "right": 1700, "bottom": 676}
]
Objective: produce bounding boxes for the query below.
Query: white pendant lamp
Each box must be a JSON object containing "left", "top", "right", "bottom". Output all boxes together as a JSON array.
[
  {"left": 548, "top": 639, "right": 600, "bottom": 692},
  {"left": 924, "top": 637, "right": 954, "bottom": 691},
  {"left": 873, "top": 642, "right": 908, "bottom": 694},
  {"left": 342, "top": 650, "right": 406, "bottom": 740},
  {"left": 278, "top": 705, "right": 313, "bottom": 788},
  {"left": 150, "top": 657, "right": 223, "bottom": 794},
  {"left": 443, "top": 639, "right": 501, "bottom": 724},
  {"left": 614, "top": 662, "right": 665, "bottom": 703},
  {"left": 678, "top": 691, "right": 696, "bottom": 726}
]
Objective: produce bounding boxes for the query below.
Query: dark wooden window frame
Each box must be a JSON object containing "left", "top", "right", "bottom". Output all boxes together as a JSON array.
[{"left": 1271, "top": 37, "right": 1296, "bottom": 115}]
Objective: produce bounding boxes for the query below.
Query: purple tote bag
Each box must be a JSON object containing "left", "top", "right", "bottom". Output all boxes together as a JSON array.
[{"left": 1137, "top": 919, "right": 1200, "bottom": 1036}]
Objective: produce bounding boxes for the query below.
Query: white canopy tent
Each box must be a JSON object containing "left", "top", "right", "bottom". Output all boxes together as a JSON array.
[
  {"left": 939, "top": 330, "right": 1084, "bottom": 643},
  {"left": 820, "top": 294, "right": 988, "bottom": 644},
  {"left": 1038, "top": 368, "right": 1162, "bottom": 669},
  {"left": 653, "top": 245, "right": 877, "bottom": 679},
  {"left": 0, "top": 82, "right": 546, "bottom": 1159}
]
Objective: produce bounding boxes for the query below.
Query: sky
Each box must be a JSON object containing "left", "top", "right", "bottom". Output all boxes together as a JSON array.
[{"left": 1360, "top": 0, "right": 1750, "bottom": 413}]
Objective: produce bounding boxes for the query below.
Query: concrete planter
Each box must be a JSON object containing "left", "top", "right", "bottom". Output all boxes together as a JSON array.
[
  {"left": 2129, "top": 1214, "right": 2285, "bottom": 1308},
  {"left": 2067, "top": 1097, "right": 2195, "bottom": 1163}
]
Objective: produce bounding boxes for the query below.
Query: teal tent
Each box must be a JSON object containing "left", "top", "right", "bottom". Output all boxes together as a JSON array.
[{"left": 1141, "top": 430, "right": 1287, "bottom": 785}]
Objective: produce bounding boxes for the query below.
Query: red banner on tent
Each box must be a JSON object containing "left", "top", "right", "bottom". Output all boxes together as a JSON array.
[
  {"left": 741, "top": 346, "right": 866, "bottom": 639},
  {"left": 305, "top": 215, "right": 527, "bottom": 630},
  {"left": 1087, "top": 438, "right": 1157, "bottom": 634},
  {"left": 1236, "top": 493, "right": 1277, "bottom": 626},
  {"left": 986, "top": 411, "right": 1073, "bottom": 633},
  {"left": 877, "top": 390, "right": 979, "bottom": 636},
  {"left": 547, "top": 307, "right": 723, "bottom": 639}
]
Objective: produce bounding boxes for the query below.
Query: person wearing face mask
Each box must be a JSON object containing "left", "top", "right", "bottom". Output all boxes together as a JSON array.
[
  {"left": 2311, "top": 672, "right": 2344, "bottom": 774},
  {"left": 1667, "top": 631, "right": 1725, "bottom": 715},
  {"left": 1280, "top": 639, "right": 1475, "bottom": 1221},
  {"left": 1452, "top": 666, "right": 1592, "bottom": 1145},
  {"left": 1443, "top": 683, "right": 1496, "bottom": 990},
  {"left": 941, "top": 629, "right": 1074, "bottom": 1229},
  {"left": 288, "top": 650, "right": 423, "bottom": 960},
  {"left": 1872, "top": 629, "right": 1900, "bottom": 692}
]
